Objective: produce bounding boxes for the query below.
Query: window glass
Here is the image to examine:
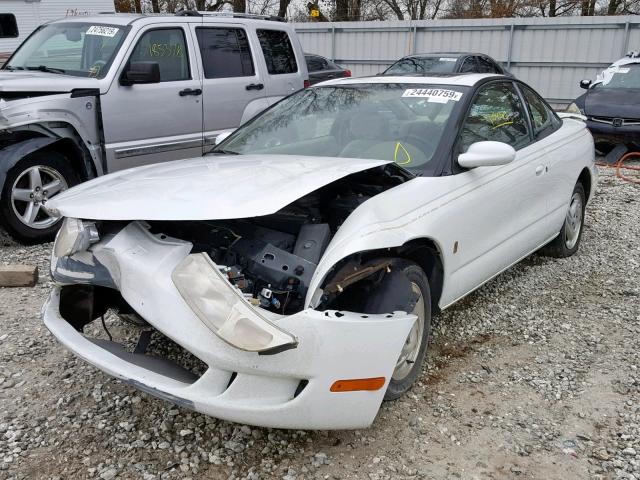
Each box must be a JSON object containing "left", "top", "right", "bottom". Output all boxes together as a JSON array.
[
  {"left": 129, "top": 28, "right": 189, "bottom": 82},
  {"left": 384, "top": 56, "right": 458, "bottom": 75},
  {"left": 216, "top": 83, "right": 468, "bottom": 175},
  {"left": 305, "top": 55, "right": 325, "bottom": 72},
  {"left": 196, "top": 27, "right": 254, "bottom": 79},
  {"left": 477, "top": 56, "right": 500, "bottom": 74},
  {"left": 459, "top": 57, "right": 478, "bottom": 73},
  {"left": 520, "top": 84, "right": 560, "bottom": 138},
  {"left": 0, "top": 14, "right": 18, "bottom": 38},
  {"left": 257, "top": 29, "right": 297, "bottom": 75},
  {"left": 6, "top": 22, "right": 126, "bottom": 78},
  {"left": 460, "top": 82, "right": 531, "bottom": 152}
]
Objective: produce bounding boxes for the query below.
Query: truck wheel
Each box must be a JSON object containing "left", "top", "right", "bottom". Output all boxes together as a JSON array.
[{"left": 0, "top": 151, "right": 79, "bottom": 244}]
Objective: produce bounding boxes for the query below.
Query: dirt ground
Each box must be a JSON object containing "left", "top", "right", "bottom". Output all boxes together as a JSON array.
[{"left": 0, "top": 167, "right": 639, "bottom": 480}]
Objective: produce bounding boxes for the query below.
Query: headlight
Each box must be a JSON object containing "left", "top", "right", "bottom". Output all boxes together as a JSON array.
[
  {"left": 566, "top": 102, "right": 584, "bottom": 115},
  {"left": 172, "top": 253, "right": 297, "bottom": 353},
  {"left": 53, "top": 218, "right": 100, "bottom": 258}
]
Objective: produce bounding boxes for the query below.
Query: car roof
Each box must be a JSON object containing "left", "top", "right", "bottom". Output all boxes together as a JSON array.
[
  {"left": 315, "top": 73, "right": 504, "bottom": 87},
  {"left": 399, "top": 52, "right": 488, "bottom": 59},
  {"left": 47, "top": 13, "right": 291, "bottom": 28}
]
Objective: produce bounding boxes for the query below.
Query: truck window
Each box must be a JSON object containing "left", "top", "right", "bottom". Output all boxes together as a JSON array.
[
  {"left": 195, "top": 27, "right": 254, "bottom": 79},
  {"left": 0, "top": 14, "right": 18, "bottom": 38},
  {"left": 256, "top": 29, "right": 297, "bottom": 75},
  {"left": 129, "top": 28, "right": 190, "bottom": 82}
]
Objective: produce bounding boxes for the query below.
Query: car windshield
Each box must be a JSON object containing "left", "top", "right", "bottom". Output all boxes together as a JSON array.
[
  {"left": 384, "top": 56, "right": 458, "bottom": 75},
  {"left": 215, "top": 83, "right": 468, "bottom": 175},
  {"left": 595, "top": 63, "right": 640, "bottom": 89},
  {"left": 5, "top": 22, "right": 127, "bottom": 78}
]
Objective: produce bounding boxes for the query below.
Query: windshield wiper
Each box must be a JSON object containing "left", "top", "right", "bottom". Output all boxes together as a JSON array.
[
  {"left": 3, "top": 66, "right": 25, "bottom": 71},
  {"left": 26, "top": 65, "right": 66, "bottom": 75},
  {"left": 209, "top": 149, "right": 239, "bottom": 155}
]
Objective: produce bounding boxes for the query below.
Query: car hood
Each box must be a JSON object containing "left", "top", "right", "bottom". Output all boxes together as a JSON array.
[
  {"left": 47, "top": 155, "right": 391, "bottom": 221},
  {"left": 585, "top": 87, "right": 640, "bottom": 118},
  {"left": 0, "top": 71, "right": 100, "bottom": 95}
]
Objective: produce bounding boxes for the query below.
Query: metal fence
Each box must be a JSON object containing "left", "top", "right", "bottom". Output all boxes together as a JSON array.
[{"left": 293, "top": 16, "right": 640, "bottom": 105}]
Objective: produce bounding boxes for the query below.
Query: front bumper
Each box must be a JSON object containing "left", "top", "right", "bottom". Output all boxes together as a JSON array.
[
  {"left": 586, "top": 119, "right": 640, "bottom": 148},
  {"left": 43, "top": 222, "right": 416, "bottom": 429}
]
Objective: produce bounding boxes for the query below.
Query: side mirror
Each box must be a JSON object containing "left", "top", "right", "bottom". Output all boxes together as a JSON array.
[
  {"left": 215, "top": 130, "right": 234, "bottom": 145},
  {"left": 458, "top": 141, "right": 516, "bottom": 169},
  {"left": 579, "top": 79, "right": 592, "bottom": 90},
  {"left": 120, "top": 61, "right": 160, "bottom": 86}
]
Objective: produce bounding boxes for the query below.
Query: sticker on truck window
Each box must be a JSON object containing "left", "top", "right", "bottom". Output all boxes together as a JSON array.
[
  {"left": 616, "top": 67, "right": 630, "bottom": 73},
  {"left": 86, "top": 26, "right": 119, "bottom": 37},
  {"left": 402, "top": 88, "right": 463, "bottom": 103},
  {"left": 439, "top": 57, "right": 457, "bottom": 62}
]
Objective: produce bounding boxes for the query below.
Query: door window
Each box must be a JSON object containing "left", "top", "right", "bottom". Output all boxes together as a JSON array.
[
  {"left": 460, "top": 82, "right": 531, "bottom": 152},
  {"left": 256, "top": 29, "right": 297, "bottom": 75},
  {"left": 0, "top": 14, "right": 18, "bottom": 38},
  {"left": 195, "top": 27, "right": 254, "bottom": 79},
  {"left": 128, "top": 28, "right": 189, "bottom": 82},
  {"left": 520, "top": 84, "right": 561, "bottom": 139}
]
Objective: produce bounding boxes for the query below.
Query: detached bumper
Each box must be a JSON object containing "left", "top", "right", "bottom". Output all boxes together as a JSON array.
[
  {"left": 43, "top": 222, "right": 416, "bottom": 430},
  {"left": 586, "top": 120, "right": 640, "bottom": 148}
]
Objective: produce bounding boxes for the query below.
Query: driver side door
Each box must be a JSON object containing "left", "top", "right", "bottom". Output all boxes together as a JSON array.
[{"left": 444, "top": 80, "right": 552, "bottom": 303}]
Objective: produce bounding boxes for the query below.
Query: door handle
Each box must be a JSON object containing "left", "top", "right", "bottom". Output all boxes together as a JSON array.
[
  {"left": 246, "top": 83, "right": 264, "bottom": 91},
  {"left": 179, "top": 88, "right": 202, "bottom": 96},
  {"left": 535, "top": 165, "right": 546, "bottom": 176}
]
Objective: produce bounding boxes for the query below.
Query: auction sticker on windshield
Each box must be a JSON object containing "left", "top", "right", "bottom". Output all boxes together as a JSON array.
[
  {"left": 402, "top": 88, "right": 463, "bottom": 103},
  {"left": 86, "top": 26, "right": 119, "bottom": 37}
]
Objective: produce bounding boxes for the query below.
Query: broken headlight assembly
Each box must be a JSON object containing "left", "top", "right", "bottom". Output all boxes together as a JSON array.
[
  {"left": 53, "top": 218, "right": 100, "bottom": 258},
  {"left": 171, "top": 253, "right": 298, "bottom": 353}
]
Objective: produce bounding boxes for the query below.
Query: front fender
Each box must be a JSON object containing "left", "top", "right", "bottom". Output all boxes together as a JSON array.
[{"left": 0, "top": 136, "right": 58, "bottom": 197}]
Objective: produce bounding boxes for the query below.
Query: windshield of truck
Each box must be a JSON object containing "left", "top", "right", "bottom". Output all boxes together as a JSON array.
[{"left": 5, "top": 23, "right": 127, "bottom": 78}]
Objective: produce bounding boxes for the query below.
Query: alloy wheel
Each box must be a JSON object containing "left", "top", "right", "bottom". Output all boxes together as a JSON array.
[{"left": 10, "top": 165, "right": 67, "bottom": 229}]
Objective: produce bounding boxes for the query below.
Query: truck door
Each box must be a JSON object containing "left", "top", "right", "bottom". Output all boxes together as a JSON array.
[
  {"left": 101, "top": 24, "right": 203, "bottom": 172},
  {"left": 189, "top": 23, "right": 268, "bottom": 149},
  {"left": 254, "top": 28, "right": 302, "bottom": 104}
]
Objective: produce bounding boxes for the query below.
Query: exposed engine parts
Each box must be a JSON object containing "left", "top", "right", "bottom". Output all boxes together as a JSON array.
[{"left": 146, "top": 165, "right": 409, "bottom": 314}]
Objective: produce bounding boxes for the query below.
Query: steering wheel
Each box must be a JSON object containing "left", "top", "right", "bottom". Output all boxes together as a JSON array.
[
  {"left": 401, "top": 135, "right": 437, "bottom": 163},
  {"left": 88, "top": 60, "right": 106, "bottom": 77}
]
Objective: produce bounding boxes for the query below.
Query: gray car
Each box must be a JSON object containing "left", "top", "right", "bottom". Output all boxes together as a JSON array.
[{"left": 0, "top": 12, "right": 308, "bottom": 243}]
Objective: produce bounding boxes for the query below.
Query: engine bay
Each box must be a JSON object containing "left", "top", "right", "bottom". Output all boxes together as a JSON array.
[{"left": 147, "top": 165, "right": 410, "bottom": 314}]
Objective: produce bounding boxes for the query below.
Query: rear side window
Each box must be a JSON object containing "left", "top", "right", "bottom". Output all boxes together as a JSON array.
[
  {"left": 459, "top": 57, "right": 478, "bottom": 73},
  {"left": 520, "top": 84, "right": 561, "bottom": 139},
  {"left": 0, "top": 14, "right": 18, "bottom": 38},
  {"left": 257, "top": 29, "right": 297, "bottom": 75},
  {"left": 306, "top": 55, "right": 326, "bottom": 72},
  {"left": 196, "top": 27, "right": 254, "bottom": 79},
  {"left": 477, "top": 56, "right": 501, "bottom": 74},
  {"left": 129, "top": 28, "right": 190, "bottom": 82}
]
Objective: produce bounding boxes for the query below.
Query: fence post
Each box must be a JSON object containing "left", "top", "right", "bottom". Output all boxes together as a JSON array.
[
  {"left": 506, "top": 22, "right": 515, "bottom": 69},
  {"left": 331, "top": 25, "right": 336, "bottom": 61},
  {"left": 412, "top": 25, "right": 418, "bottom": 54},
  {"left": 622, "top": 19, "right": 630, "bottom": 56}
]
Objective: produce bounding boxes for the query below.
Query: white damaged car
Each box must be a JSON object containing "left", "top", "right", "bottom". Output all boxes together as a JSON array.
[{"left": 43, "top": 74, "right": 596, "bottom": 429}]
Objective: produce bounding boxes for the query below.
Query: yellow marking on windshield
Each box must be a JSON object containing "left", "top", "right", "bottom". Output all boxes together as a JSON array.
[
  {"left": 394, "top": 142, "right": 412, "bottom": 165},
  {"left": 492, "top": 121, "right": 514, "bottom": 129}
]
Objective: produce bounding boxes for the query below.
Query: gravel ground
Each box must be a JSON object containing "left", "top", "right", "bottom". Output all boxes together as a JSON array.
[{"left": 0, "top": 167, "right": 638, "bottom": 480}]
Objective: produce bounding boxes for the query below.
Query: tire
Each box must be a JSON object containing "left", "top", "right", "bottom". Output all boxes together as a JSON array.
[
  {"left": 0, "top": 150, "right": 79, "bottom": 244},
  {"left": 540, "top": 182, "right": 586, "bottom": 258},
  {"left": 362, "top": 259, "right": 432, "bottom": 401}
]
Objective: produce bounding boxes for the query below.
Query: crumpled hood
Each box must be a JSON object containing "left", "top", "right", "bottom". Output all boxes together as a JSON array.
[
  {"left": 0, "top": 71, "right": 100, "bottom": 94},
  {"left": 585, "top": 88, "right": 640, "bottom": 118},
  {"left": 48, "top": 155, "right": 391, "bottom": 221}
]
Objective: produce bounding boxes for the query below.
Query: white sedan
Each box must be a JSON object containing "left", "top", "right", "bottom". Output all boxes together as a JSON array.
[{"left": 43, "top": 74, "right": 596, "bottom": 430}]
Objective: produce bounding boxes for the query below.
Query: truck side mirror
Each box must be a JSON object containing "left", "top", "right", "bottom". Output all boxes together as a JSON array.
[
  {"left": 120, "top": 61, "right": 160, "bottom": 86},
  {"left": 579, "top": 79, "right": 591, "bottom": 89}
]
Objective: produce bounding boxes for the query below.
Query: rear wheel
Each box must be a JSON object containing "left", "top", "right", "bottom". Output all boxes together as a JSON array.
[
  {"left": 0, "top": 151, "right": 79, "bottom": 244},
  {"left": 540, "top": 182, "right": 586, "bottom": 258}
]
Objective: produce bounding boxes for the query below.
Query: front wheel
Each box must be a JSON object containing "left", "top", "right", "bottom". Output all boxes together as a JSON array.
[
  {"left": 0, "top": 151, "right": 79, "bottom": 244},
  {"left": 540, "top": 182, "right": 586, "bottom": 258}
]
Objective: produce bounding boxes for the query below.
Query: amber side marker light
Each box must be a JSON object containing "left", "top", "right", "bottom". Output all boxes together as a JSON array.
[{"left": 330, "top": 377, "right": 386, "bottom": 392}]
